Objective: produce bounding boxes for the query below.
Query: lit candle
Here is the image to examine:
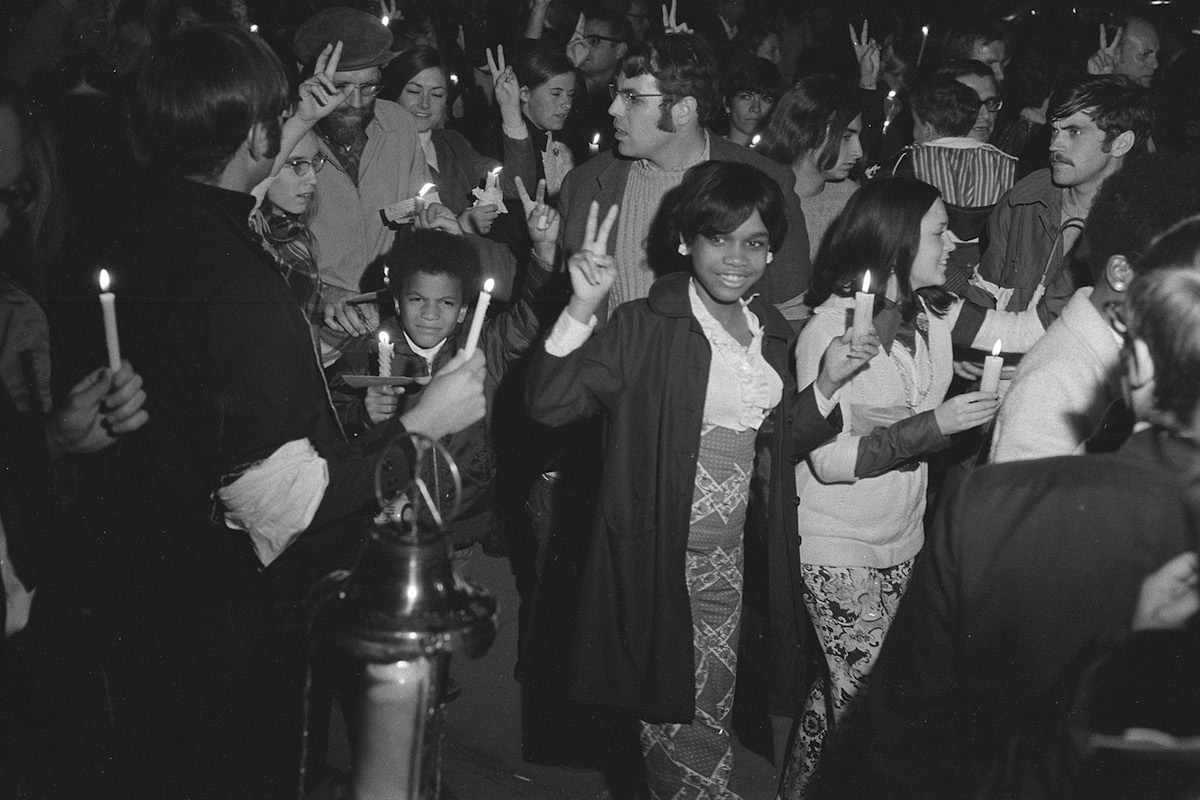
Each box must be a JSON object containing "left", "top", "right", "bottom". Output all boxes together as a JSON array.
[
  {"left": 249, "top": 22, "right": 258, "bottom": 33},
  {"left": 917, "top": 25, "right": 929, "bottom": 65},
  {"left": 353, "top": 659, "right": 431, "bottom": 800},
  {"left": 414, "top": 182, "right": 435, "bottom": 217},
  {"left": 751, "top": 133, "right": 761, "bottom": 148},
  {"left": 381, "top": 13, "right": 390, "bottom": 26},
  {"left": 378, "top": 331, "right": 394, "bottom": 377},
  {"left": 852, "top": 272, "right": 873, "bottom": 343},
  {"left": 472, "top": 167, "right": 505, "bottom": 209},
  {"left": 450, "top": 73, "right": 458, "bottom": 86},
  {"left": 463, "top": 278, "right": 494, "bottom": 356},
  {"left": 980, "top": 339, "right": 1003, "bottom": 393},
  {"left": 589, "top": 133, "right": 601, "bottom": 155},
  {"left": 98, "top": 269, "right": 121, "bottom": 372}
]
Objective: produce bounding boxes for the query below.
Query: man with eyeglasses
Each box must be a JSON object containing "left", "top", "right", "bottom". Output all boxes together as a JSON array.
[
  {"left": 939, "top": 60, "right": 1003, "bottom": 144},
  {"left": 293, "top": 7, "right": 436, "bottom": 326},
  {"left": 974, "top": 75, "right": 1154, "bottom": 330},
  {"left": 556, "top": 32, "right": 810, "bottom": 322},
  {"left": 561, "top": 10, "right": 630, "bottom": 162}
]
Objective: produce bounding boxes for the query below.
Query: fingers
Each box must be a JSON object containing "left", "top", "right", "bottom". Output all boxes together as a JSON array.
[
  {"left": 68, "top": 366, "right": 112, "bottom": 410},
  {"left": 1109, "top": 27, "right": 1122, "bottom": 52},
  {"left": 592, "top": 204, "right": 618, "bottom": 255},
  {"left": 514, "top": 175, "right": 533, "bottom": 211},
  {"left": 671, "top": 0, "right": 678, "bottom": 24},
  {"left": 535, "top": 177, "right": 546, "bottom": 205},
  {"left": 583, "top": 200, "right": 600, "bottom": 251},
  {"left": 485, "top": 47, "right": 498, "bottom": 77},
  {"left": 862, "top": 19, "right": 868, "bottom": 42},
  {"left": 314, "top": 42, "right": 333, "bottom": 75},
  {"left": 662, "top": 3, "right": 670, "bottom": 28},
  {"left": 326, "top": 40, "right": 343, "bottom": 76},
  {"left": 497, "top": 44, "right": 506, "bottom": 73},
  {"left": 536, "top": 204, "right": 554, "bottom": 232},
  {"left": 104, "top": 361, "right": 143, "bottom": 409},
  {"left": 575, "top": 12, "right": 585, "bottom": 36}
]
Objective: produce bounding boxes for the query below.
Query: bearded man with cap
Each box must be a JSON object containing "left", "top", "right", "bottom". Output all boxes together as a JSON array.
[{"left": 293, "top": 7, "right": 437, "bottom": 331}]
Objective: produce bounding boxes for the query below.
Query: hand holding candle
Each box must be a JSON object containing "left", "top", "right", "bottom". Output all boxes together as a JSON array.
[
  {"left": 852, "top": 272, "right": 874, "bottom": 344},
  {"left": 980, "top": 339, "right": 1003, "bottom": 393},
  {"left": 463, "top": 278, "right": 494, "bottom": 357},
  {"left": 98, "top": 269, "right": 121, "bottom": 372},
  {"left": 378, "top": 330, "right": 394, "bottom": 377},
  {"left": 471, "top": 167, "right": 506, "bottom": 211}
]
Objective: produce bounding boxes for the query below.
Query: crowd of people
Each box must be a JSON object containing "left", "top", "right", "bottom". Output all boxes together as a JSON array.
[{"left": 2, "top": 0, "right": 1200, "bottom": 798}]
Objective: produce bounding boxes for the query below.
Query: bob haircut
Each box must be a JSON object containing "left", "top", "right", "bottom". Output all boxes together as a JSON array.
[
  {"left": 620, "top": 33, "right": 720, "bottom": 125},
  {"left": 756, "top": 75, "right": 860, "bottom": 174},
  {"left": 383, "top": 44, "right": 447, "bottom": 101},
  {"left": 1049, "top": 75, "right": 1155, "bottom": 159},
  {"left": 1126, "top": 215, "right": 1200, "bottom": 430},
  {"left": 721, "top": 56, "right": 783, "bottom": 106},
  {"left": 385, "top": 228, "right": 483, "bottom": 305},
  {"left": 515, "top": 46, "right": 577, "bottom": 92},
  {"left": 669, "top": 161, "right": 788, "bottom": 254},
  {"left": 131, "top": 24, "right": 288, "bottom": 181},
  {"left": 910, "top": 77, "right": 980, "bottom": 138},
  {"left": 808, "top": 177, "right": 955, "bottom": 317}
]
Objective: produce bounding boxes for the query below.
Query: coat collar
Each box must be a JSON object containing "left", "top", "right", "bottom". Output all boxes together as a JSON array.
[
  {"left": 647, "top": 272, "right": 792, "bottom": 343},
  {"left": 1007, "top": 167, "right": 1058, "bottom": 208}
]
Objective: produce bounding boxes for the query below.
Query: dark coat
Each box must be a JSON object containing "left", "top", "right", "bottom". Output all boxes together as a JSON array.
[
  {"left": 823, "top": 427, "right": 1199, "bottom": 800},
  {"left": 554, "top": 134, "right": 813, "bottom": 307},
  {"left": 525, "top": 272, "right": 838, "bottom": 723}
]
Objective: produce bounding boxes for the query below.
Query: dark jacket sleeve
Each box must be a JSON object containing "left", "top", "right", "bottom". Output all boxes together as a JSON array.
[
  {"left": 790, "top": 382, "right": 843, "bottom": 459},
  {"left": 978, "top": 191, "right": 1014, "bottom": 285},
  {"left": 525, "top": 309, "right": 628, "bottom": 427},
  {"left": 478, "top": 251, "right": 555, "bottom": 388},
  {"left": 854, "top": 410, "right": 952, "bottom": 478}
]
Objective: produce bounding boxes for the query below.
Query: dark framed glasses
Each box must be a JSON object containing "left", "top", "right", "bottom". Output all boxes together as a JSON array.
[
  {"left": 585, "top": 34, "right": 623, "bottom": 47},
  {"left": 980, "top": 97, "right": 1003, "bottom": 113}
]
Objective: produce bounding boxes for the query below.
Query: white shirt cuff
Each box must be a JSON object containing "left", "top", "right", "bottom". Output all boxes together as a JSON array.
[
  {"left": 502, "top": 122, "right": 530, "bottom": 140},
  {"left": 814, "top": 383, "right": 840, "bottom": 418},
  {"left": 544, "top": 309, "right": 596, "bottom": 356}
]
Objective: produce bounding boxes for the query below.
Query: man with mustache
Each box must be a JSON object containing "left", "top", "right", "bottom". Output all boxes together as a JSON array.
[{"left": 973, "top": 75, "right": 1153, "bottom": 328}]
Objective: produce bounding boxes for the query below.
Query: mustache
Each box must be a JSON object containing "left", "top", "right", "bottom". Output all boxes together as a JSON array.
[{"left": 1050, "top": 155, "right": 1073, "bottom": 165}]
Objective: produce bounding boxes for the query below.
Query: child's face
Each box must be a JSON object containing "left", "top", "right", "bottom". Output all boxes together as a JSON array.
[
  {"left": 397, "top": 271, "right": 467, "bottom": 349},
  {"left": 689, "top": 210, "right": 770, "bottom": 313}
]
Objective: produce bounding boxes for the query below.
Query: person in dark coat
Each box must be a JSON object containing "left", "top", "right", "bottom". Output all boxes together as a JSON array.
[
  {"left": 817, "top": 213, "right": 1200, "bottom": 800},
  {"left": 525, "top": 161, "right": 878, "bottom": 798}
]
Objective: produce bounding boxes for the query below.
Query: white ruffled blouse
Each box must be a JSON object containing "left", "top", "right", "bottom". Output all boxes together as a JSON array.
[{"left": 688, "top": 279, "right": 783, "bottom": 432}]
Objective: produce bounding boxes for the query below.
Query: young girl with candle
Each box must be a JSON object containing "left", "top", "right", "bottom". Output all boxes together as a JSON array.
[
  {"left": 782, "top": 177, "right": 1044, "bottom": 798},
  {"left": 524, "top": 161, "right": 879, "bottom": 799}
]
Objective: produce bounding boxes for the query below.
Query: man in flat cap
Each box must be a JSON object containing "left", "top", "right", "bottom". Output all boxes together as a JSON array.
[{"left": 294, "top": 6, "right": 435, "bottom": 333}]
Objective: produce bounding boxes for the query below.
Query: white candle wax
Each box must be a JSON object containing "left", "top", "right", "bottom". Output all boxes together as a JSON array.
[
  {"left": 378, "top": 331, "right": 394, "bottom": 377},
  {"left": 353, "top": 659, "right": 432, "bottom": 800},
  {"left": 589, "top": 133, "right": 600, "bottom": 155},
  {"left": 980, "top": 339, "right": 1003, "bottom": 393},
  {"left": 98, "top": 269, "right": 121, "bottom": 372},
  {"left": 917, "top": 25, "right": 929, "bottom": 65},
  {"left": 852, "top": 273, "right": 874, "bottom": 343},
  {"left": 463, "top": 278, "right": 494, "bottom": 356}
]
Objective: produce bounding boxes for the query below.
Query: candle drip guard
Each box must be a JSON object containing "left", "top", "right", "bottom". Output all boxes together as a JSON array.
[{"left": 302, "top": 433, "right": 499, "bottom": 800}]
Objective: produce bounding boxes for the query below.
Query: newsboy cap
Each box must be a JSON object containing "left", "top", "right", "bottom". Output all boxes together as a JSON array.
[{"left": 293, "top": 7, "right": 398, "bottom": 71}]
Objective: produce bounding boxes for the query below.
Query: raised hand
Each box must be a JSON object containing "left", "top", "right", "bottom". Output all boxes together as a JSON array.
[
  {"left": 1133, "top": 551, "right": 1199, "bottom": 632},
  {"left": 485, "top": 46, "right": 522, "bottom": 125},
  {"left": 459, "top": 203, "right": 500, "bottom": 235},
  {"left": 661, "top": 0, "right": 693, "bottom": 35},
  {"left": 565, "top": 200, "right": 618, "bottom": 320},
  {"left": 849, "top": 21, "right": 881, "bottom": 89},
  {"left": 933, "top": 390, "right": 1000, "bottom": 435},
  {"left": 567, "top": 12, "right": 590, "bottom": 67},
  {"left": 1087, "top": 24, "right": 1122, "bottom": 75},
  {"left": 515, "top": 176, "right": 561, "bottom": 251},
  {"left": 296, "top": 41, "right": 351, "bottom": 126},
  {"left": 48, "top": 360, "right": 149, "bottom": 456},
  {"left": 416, "top": 202, "right": 465, "bottom": 235},
  {"left": 816, "top": 327, "right": 879, "bottom": 398}
]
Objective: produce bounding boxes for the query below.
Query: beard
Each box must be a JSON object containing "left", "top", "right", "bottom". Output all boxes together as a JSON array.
[{"left": 318, "top": 102, "right": 375, "bottom": 147}]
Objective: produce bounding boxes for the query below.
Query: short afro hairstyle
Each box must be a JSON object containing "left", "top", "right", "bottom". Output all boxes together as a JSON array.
[{"left": 384, "top": 228, "right": 483, "bottom": 304}]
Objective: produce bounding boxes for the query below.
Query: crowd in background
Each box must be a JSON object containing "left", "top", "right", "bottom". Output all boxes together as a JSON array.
[{"left": 2, "top": 0, "right": 1200, "bottom": 798}]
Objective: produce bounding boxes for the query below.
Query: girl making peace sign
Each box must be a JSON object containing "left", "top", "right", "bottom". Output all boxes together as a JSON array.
[{"left": 525, "top": 160, "right": 879, "bottom": 798}]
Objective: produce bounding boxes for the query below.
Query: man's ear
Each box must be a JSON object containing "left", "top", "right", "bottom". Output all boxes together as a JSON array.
[
  {"left": 1110, "top": 129, "right": 1136, "bottom": 159},
  {"left": 672, "top": 95, "right": 698, "bottom": 127},
  {"left": 615, "top": 43, "right": 628, "bottom": 60},
  {"left": 246, "top": 122, "right": 272, "bottom": 162},
  {"left": 457, "top": 305, "right": 469, "bottom": 324},
  {"left": 1105, "top": 254, "right": 1134, "bottom": 293}
]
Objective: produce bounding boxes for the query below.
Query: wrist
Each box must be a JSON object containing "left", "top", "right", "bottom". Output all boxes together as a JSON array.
[
  {"left": 815, "top": 373, "right": 838, "bottom": 400},
  {"left": 567, "top": 295, "right": 600, "bottom": 324},
  {"left": 532, "top": 241, "right": 556, "bottom": 265},
  {"left": 859, "top": 80, "right": 877, "bottom": 90},
  {"left": 399, "top": 407, "right": 446, "bottom": 441}
]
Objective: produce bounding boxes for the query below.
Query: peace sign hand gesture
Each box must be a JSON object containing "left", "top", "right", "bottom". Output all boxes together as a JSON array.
[
  {"left": 661, "top": 0, "right": 693, "bottom": 35},
  {"left": 565, "top": 201, "right": 618, "bottom": 321},
  {"left": 486, "top": 45, "right": 524, "bottom": 128},
  {"left": 567, "top": 13, "right": 591, "bottom": 67},
  {"left": 515, "top": 176, "right": 561, "bottom": 248},
  {"left": 297, "top": 41, "right": 351, "bottom": 126},
  {"left": 849, "top": 21, "right": 881, "bottom": 89},
  {"left": 1087, "top": 24, "right": 1122, "bottom": 75}
]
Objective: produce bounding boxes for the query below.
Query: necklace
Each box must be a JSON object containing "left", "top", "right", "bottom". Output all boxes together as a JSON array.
[{"left": 891, "top": 323, "right": 934, "bottom": 409}]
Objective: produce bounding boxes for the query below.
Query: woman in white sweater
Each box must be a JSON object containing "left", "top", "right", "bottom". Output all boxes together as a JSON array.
[{"left": 783, "top": 177, "right": 1044, "bottom": 797}]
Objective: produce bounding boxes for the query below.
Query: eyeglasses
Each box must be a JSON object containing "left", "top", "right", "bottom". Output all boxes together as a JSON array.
[
  {"left": 0, "top": 182, "right": 34, "bottom": 212},
  {"left": 608, "top": 84, "right": 671, "bottom": 106},
  {"left": 335, "top": 81, "right": 384, "bottom": 98},
  {"left": 285, "top": 153, "right": 329, "bottom": 177},
  {"left": 585, "top": 34, "right": 623, "bottom": 47},
  {"left": 980, "top": 97, "right": 1003, "bottom": 113}
]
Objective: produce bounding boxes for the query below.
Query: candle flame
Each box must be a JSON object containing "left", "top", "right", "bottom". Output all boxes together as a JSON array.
[
  {"left": 379, "top": 331, "right": 390, "bottom": 345},
  {"left": 450, "top": 73, "right": 458, "bottom": 84},
  {"left": 489, "top": 166, "right": 502, "bottom": 178},
  {"left": 751, "top": 134, "right": 762, "bottom": 147},
  {"left": 418, "top": 182, "right": 435, "bottom": 197},
  {"left": 381, "top": 14, "right": 390, "bottom": 25},
  {"left": 99, "top": 269, "right": 111, "bottom": 291},
  {"left": 249, "top": 23, "right": 258, "bottom": 32},
  {"left": 861, "top": 272, "right": 871, "bottom": 293},
  {"left": 483, "top": 278, "right": 495, "bottom": 293},
  {"left": 887, "top": 89, "right": 897, "bottom": 99},
  {"left": 922, "top": 25, "right": 929, "bottom": 35},
  {"left": 591, "top": 133, "right": 601, "bottom": 145},
  {"left": 991, "top": 339, "right": 1002, "bottom": 357}
]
